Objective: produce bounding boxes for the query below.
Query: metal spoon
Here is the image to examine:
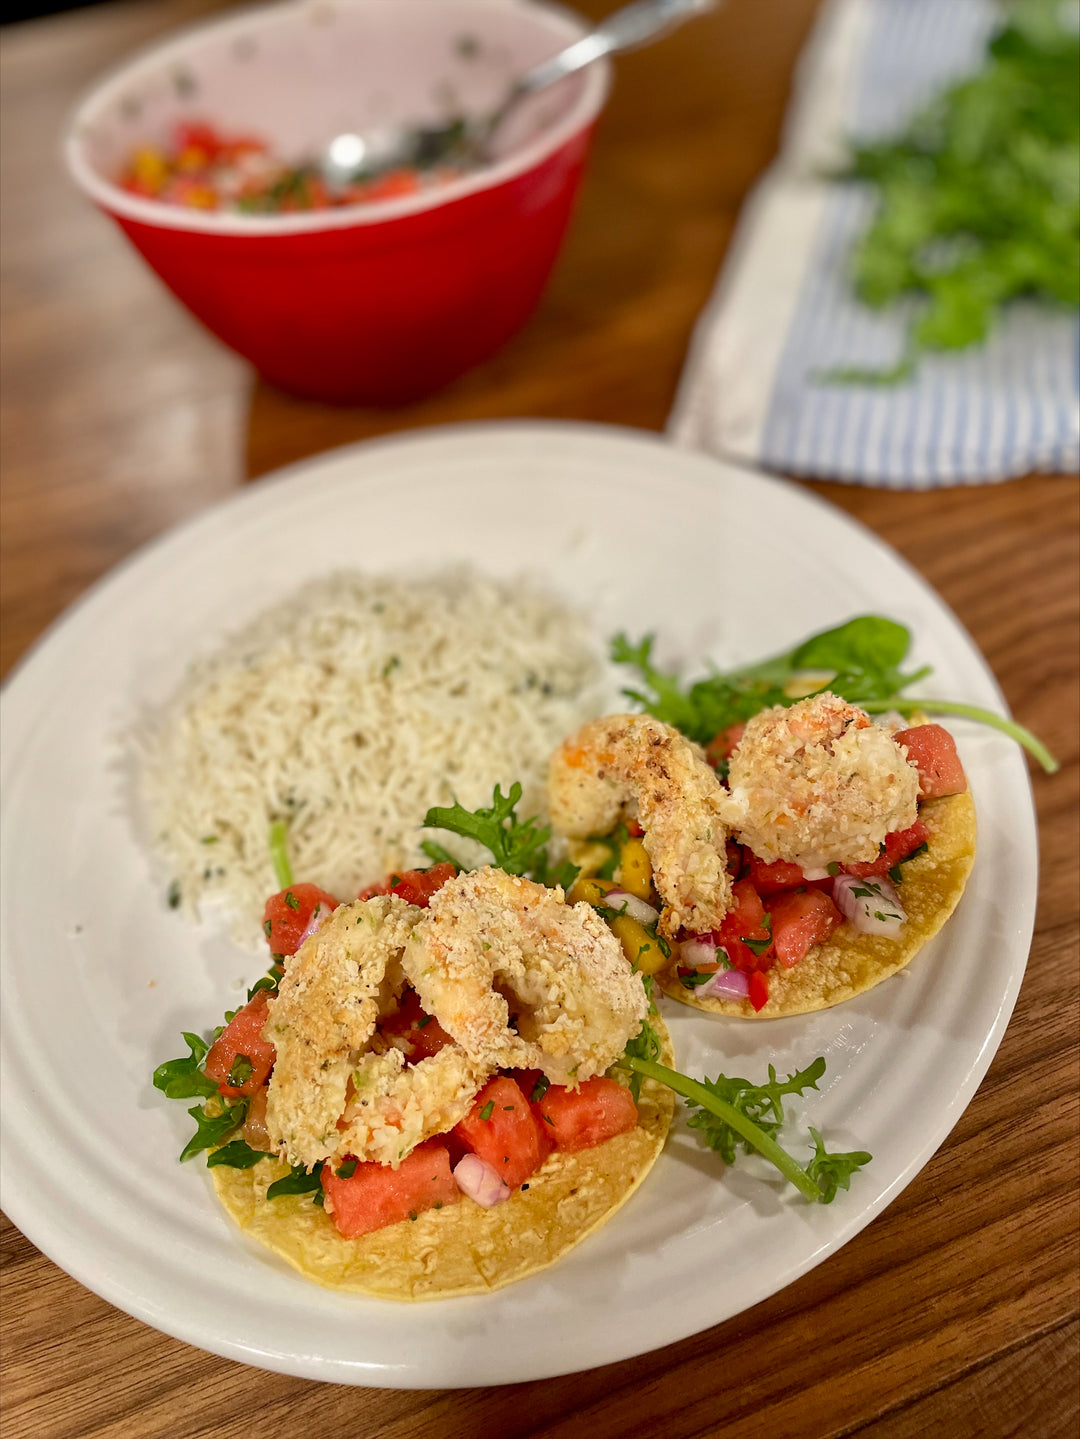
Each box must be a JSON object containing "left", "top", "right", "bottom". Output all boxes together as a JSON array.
[{"left": 321, "top": 0, "right": 715, "bottom": 189}]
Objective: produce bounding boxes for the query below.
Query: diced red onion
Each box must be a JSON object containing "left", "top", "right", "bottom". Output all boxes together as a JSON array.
[
  {"left": 453, "top": 1153, "right": 511, "bottom": 1208},
  {"left": 296, "top": 901, "right": 333, "bottom": 949},
  {"left": 604, "top": 889, "right": 660, "bottom": 927},
  {"left": 832, "top": 874, "right": 907, "bottom": 937},
  {"left": 679, "top": 936, "right": 719, "bottom": 968},
  {"left": 698, "top": 967, "right": 751, "bottom": 1000}
]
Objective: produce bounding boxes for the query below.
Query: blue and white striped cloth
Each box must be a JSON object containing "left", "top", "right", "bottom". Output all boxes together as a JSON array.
[{"left": 669, "top": 0, "right": 1080, "bottom": 488}]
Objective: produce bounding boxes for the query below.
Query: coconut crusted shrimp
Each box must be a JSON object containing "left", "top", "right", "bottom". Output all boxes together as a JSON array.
[
  {"left": 724, "top": 691, "right": 920, "bottom": 873},
  {"left": 402, "top": 867, "right": 648, "bottom": 1085},
  {"left": 264, "top": 895, "right": 490, "bottom": 1170},
  {"left": 547, "top": 714, "right": 732, "bottom": 937}
]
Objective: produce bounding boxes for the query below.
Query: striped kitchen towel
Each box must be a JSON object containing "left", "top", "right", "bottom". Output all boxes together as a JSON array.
[{"left": 668, "top": 0, "right": 1080, "bottom": 487}]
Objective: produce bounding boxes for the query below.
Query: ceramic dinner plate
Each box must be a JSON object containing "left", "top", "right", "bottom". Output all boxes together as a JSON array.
[{"left": 0, "top": 422, "right": 1035, "bottom": 1387}]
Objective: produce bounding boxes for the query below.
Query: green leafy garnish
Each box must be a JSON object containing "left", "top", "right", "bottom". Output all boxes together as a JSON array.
[
  {"left": 180, "top": 1097, "right": 248, "bottom": 1162},
  {"left": 423, "top": 782, "right": 572, "bottom": 883},
  {"left": 247, "top": 972, "right": 279, "bottom": 1001},
  {"left": 530, "top": 1076, "right": 550, "bottom": 1104},
  {"left": 806, "top": 1127, "right": 873, "bottom": 1204},
  {"left": 614, "top": 976, "right": 663, "bottom": 1102},
  {"left": 610, "top": 633, "right": 787, "bottom": 746},
  {"left": 266, "top": 1162, "right": 324, "bottom": 1200},
  {"left": 824, "top": 0, "right": 1079, "bottom": 381},
  {"left": 336, "top": 1159, "right": 358, "bottom": 1179},
  {"left": 418, "top": 840, "right": 462, "bottom": 871},
  {"left": 612, "top": 616, "right": 1057, "bottom": 772},
  {"left": 227, "top": 1054, "right": 253, "bottom": 1089},
  {"left": 206, "top": 1140, "right": 266, "bottom": 1170},
  {"left": 679, "top": 970, "right": 717, "bottom": 989},
  {"left": 152, "top": 1033, "right": 219, "bottom": 1100},
  {"left": 479, "top": 1100, "right": 495, "bottom": 1122},
  {"left": 622, "top": 1055, "right": 870, "bottom": 1204}
]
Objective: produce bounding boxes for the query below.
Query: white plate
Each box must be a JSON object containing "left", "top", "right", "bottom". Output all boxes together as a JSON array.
[{"left": 0, "top": 422, "right": 1035, "bottom": 1387}]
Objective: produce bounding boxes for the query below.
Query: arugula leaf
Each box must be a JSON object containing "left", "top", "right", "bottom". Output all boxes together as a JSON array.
[
  {"left": 612, "top": 617, "right": 1058, "bottom": 772},
  {"left": 611, "top": 633, "right": 788, "bottom": 746},
  {"left": 418, "top": 840, "right": 462, "bottom": 871},
  {"left": 613, "top": 975, "right": 663, "bottom": 1102},
  {"left": 152, "top": 1033, "right": 219, "bottom": 1100},
  {"left": 623, "top": 1055, "right": 869, "bottom": 1204},
  {"left": 806, "top": 1128, "right": 873, "bottom": 1204},
  {"left": 206, "top": 1140, "right": 267, "bottom": 1170},
  {"left": 423, "top": 782, "right": 569, "bottom": 882},
  {"left": 180, "top": 1097, "right": 248, "bottom": 1162},
  {"left": 266, "top": 1162, "right": 324, "bottom": 1200},
  {"left": 684, "top": 1058, "right": 827, "bottom": 1166},
  {"left": 247, "top": 972, "right": 279, "bottom": 1001}
]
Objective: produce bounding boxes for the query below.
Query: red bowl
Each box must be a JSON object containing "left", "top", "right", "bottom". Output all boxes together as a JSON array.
[{"left": 64, "top": 0, "right": 609, "bottom": 405}]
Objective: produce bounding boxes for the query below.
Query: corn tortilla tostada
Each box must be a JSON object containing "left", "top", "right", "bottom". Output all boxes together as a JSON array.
[
  {"left": 656, "top": 789, "right": 975, "bottom": 1018},
  {"left": 210, "top": 1016, "right": 674, "bottom": 1301}
]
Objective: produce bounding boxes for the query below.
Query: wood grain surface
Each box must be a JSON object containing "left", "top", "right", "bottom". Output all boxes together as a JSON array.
[{"left": 1, "top": 1, "right": 1077, "bottom": 1436}]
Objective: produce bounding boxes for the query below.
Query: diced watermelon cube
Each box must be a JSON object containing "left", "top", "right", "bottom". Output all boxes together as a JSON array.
[
  {"left": 320, "top": 1141, "right": 460, "bottom": 1239},
  {"left": 454, "top": 1076, "right": 551, "bottom": 1188},
  {"left": 535, "top": 1077, "right": 638, "bottom": 1152},
  {"left": 895, "top": 725, "right": 967, "bottom": 798},
  {"left": 205, "top": 992, "right": 276, "bottom": 1097},
  {"left": 770, "top": 889, "right": 843, "bottom": 968}
]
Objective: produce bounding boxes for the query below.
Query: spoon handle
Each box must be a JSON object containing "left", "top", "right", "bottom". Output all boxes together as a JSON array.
[{"left": 516, "top": 0, "right": 716, "bottom": 98}]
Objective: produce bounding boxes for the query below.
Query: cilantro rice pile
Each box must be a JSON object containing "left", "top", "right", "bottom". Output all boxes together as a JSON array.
[{"left": 137, "top": 571, "right": 605, "bottom": 946}]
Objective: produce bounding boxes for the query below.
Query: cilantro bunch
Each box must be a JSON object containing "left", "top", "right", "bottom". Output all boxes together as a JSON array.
[
  {"left": 827, "top": 0, "right": 1079, "bottom": 381},
  {"left": 613, "top": 614, "right": 1057, "bottom": 772}
]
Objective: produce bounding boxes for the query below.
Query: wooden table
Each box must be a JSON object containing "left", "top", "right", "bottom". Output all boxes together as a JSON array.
[{"left": 2, "top": 1, "right": 1077, "bottom": 1434}]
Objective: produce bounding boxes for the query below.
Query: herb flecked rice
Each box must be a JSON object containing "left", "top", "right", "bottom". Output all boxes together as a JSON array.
[{"left": 137, "top": 571, "right": 605, "bottom": 946}]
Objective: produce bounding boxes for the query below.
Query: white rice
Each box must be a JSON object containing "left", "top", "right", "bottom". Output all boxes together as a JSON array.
[{"left": 137, "top": 570, "right": 606, "bottom": 947}]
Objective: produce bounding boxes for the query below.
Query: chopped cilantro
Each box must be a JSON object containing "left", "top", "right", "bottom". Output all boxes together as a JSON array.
[{"left": 226, "top": 1054, "right": 253, "bottom": 1088}]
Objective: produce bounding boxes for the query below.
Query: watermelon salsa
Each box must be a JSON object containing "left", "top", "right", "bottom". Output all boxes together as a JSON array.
[
  {"left": 673, "top": 723, "right": 966, "bottom": 1010},
  {"left": 154, "top": 862, "right": 643, "bottom": 1241},
  {"left": 567, "top": 722, "right": 967, "bottom": 1013},
  {"left": 118, "top": 119, "right": 458, "bottom": 215}
]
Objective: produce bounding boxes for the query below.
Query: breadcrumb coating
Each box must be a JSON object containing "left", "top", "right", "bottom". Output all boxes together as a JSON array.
[
  {"left": 404, "top": 867, "right": 649, "bottom": 1085},
  {"left": 264, "top": 895, "right": 490, "bottom": 1169},
  {"left": 724, "top": 692, "right": 920, "bottom": 871},
  {"left": 547, "top": 714, "right": 732, "bottom": 937}
]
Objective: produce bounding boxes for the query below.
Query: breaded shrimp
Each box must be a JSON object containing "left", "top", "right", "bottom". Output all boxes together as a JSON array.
[
  {"left": 724, "top": 691, "right": 920, "bottom": 873},
  {"left": 335, "top": 1045, "right": 491, "bottom": 1168},
  {"left": 403, "top": 867, "right": 649, "bottom": 1085},
  {"left": 263, "top": 894, "right": 489, "bottom": 1169},
  {"left": 547, "top": 714, "right": 732, "bottom": 937}
]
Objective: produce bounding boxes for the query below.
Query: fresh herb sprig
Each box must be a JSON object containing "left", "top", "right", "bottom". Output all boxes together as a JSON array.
[
  {"left": 824, "top": 0, "right": 1079, "bottom": 382},
  {"left": 613, "top": 976, "right": 663, "bottom": 1103},
  {"left": 422, "top": 782, "right": 578, "bottom": 888},
  {"left": 623, "top": 1053, "right": 870, "bottom": 1204},
  {"left": 612, "top": 615, "right": 1057, "bottom": 772}
]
